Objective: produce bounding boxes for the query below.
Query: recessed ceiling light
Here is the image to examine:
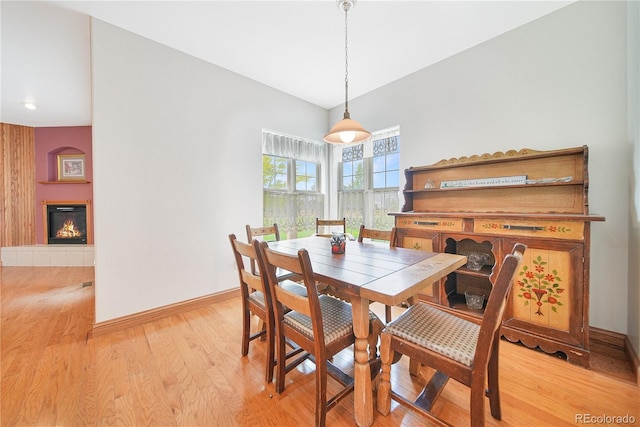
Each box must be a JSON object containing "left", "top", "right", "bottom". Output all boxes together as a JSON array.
[{"left": 22, "top": 102, "right": 37, "bottom": 110}]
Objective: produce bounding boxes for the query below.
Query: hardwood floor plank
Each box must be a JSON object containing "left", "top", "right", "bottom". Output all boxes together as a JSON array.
[
  {"left": 95, "top": 335, "right": 117, "bottom": 425},
  {"left": 114, "top": 391, "right": 136, "bottom": 426},
  {"left": 1, "top": 267, "right": 638, "bottom": 427}
]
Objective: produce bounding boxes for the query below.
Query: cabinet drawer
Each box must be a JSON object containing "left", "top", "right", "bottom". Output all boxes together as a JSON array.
[
  {"left": 396, "top": 217, "right": 463, "bottom": 232},
  {"left": 474, "top": 219, "right": 584, "bottom": 240}
]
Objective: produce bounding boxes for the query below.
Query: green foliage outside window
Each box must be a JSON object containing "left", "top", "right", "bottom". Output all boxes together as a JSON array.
[{"left": 263, "top": 155, "right": 288, "bottom": 190}]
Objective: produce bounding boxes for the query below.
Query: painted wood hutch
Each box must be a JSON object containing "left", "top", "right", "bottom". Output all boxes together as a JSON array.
[{"left": 391, "top": 146, "right": 605, "bottom": 367}]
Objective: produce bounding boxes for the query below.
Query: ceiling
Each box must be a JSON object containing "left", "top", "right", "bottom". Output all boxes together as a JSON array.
[{"left": 1, "top": 0, "right": 574, "bottom": 128}]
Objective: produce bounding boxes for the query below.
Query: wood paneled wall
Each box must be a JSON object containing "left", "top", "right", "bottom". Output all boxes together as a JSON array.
[{"left": 1, "top": 123, "right": 36, "bottom": 247}]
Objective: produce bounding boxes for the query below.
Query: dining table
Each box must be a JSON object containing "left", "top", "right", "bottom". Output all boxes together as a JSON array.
[{"left": 267, "top": 236, "right": 467, "bottom": 427}]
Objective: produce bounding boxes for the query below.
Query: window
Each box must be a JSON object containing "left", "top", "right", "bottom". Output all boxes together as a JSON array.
[
  {"left": 263, "top": 155, "right": 288, "bottom": 190},
  {"left": 295, "top": 160, "right": 318, "bottom": 191},
  {"left": 341, "top": 144, "right": 364, "bottom": 191},
  {"left": 262, "top": 130, "right": 326, "bottom": 239},
  {"left": 372, "top": 138, "right": 400, "bottom": 189},
  {"left": 337, "top": 127, "right": 400, "bottom": 235}
]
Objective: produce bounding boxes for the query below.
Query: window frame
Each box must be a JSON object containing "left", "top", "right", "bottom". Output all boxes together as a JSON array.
[
  {"left": 336, "top": 127, "right": 401, "bottom": 235},
  {"left": 263, "top": 154, "right": 290, "bottom": 191},
  {"left": 263, "top": 155, "right": 321, "bottom": 194},
  {"left": 295, "top": 159, "right": 320, "bottom": 193},
  {"left": 372, "top": 149, "right": 400, "bottom": 190},
  {"left": 340, "top": 144, "right": 365, "bottom": 192}
]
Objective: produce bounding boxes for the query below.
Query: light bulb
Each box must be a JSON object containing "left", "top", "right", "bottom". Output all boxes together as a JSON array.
[
  {"left": 339, "top": 131, "right": 356, "bottom": 143},
  {"left": 23, "top": 102, "right": 37, "bottom": 110}
]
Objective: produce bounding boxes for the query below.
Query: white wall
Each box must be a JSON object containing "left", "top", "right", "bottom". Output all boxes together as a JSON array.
[
  {"left": 91, "top": 19, "right": 327, "bottom": 322},
  {"left": 627, "top": 0, "right": 640, "bottom": 360},
  {"left": 336, "top": 1, "right": 632, "bottom": 334}
]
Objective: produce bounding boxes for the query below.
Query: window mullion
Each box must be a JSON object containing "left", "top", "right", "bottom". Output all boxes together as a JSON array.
[
  {"left": 363, "top": 156, "right": 372, "bottom": 192},
  {"left": 288, "top": 158, "right": 295, "bottom": 193}
]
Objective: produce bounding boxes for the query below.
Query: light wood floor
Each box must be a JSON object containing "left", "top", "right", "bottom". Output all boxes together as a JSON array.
[{"left": 2, "top": 267, "right": 638, "bottom": 426}]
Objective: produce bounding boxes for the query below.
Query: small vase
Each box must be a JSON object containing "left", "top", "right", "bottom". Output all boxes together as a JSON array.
[{"left": 331, "top": 232, "right": 346, "bottom": 254}]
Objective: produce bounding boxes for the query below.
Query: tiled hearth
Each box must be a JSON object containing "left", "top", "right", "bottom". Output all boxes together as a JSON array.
[{"left": 1, "top": 245, "right": 94, "bottom": 267}]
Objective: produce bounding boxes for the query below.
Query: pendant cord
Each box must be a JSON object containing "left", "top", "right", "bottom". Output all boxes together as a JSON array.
[{"left": 343, "top": 3, "right": 349, "bottom": 116}]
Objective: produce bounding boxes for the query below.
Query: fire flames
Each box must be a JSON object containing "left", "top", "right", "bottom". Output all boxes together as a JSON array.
[{"left": 56, "top": 219, "right": 82, "bottom": 238}]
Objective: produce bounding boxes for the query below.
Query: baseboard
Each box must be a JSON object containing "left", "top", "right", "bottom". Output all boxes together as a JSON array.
[
  {"left": 590, "top": 326, "right": 639, "bottom": 385},
  {"left": 92, "top": 288, "right": 239, "bottom": 337},
  {"left": 624, "top": 334, "right": 640, "bottom": 387},
  {"left": 590, "top": 326, "right": 626, "bottom": 348}
]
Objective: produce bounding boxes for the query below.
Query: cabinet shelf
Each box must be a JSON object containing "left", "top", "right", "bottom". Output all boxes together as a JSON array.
[
  {"left": 405, "top": 180, "right": 583, "bottom": 194},
  {"left": 448, "top": 293, "right": 485, "bottom": 318},
  {"left": 455, "top": 265, "right": 493, "bottom": 278}
]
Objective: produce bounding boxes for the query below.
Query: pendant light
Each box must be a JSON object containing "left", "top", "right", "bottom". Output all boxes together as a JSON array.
[{"left": 324, "top": 0, "right": 371, "bottom": 144}]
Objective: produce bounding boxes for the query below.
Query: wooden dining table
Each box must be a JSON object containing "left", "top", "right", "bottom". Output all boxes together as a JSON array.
[{"left": 267, "top": 236, "right": 467, "bottom": 427}]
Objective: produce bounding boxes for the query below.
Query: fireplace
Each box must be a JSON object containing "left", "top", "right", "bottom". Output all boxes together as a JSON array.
[{"left": 46, "top": 204, "right": 88, "bottom": 244}]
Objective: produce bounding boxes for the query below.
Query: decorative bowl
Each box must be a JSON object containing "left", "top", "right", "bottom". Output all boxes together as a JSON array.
[{"left": 464, "top": 289, "right": 485, "bottom": 310}]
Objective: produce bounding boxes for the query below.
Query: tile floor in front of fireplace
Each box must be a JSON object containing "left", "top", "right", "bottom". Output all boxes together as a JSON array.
[{"left": 1, "top": 245, "right": 94, "bottom": 267}]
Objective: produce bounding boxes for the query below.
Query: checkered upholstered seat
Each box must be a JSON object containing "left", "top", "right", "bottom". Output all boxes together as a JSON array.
[
  {"left": 384, "top": 302, "right": 480, "bottom": 366},
  {"left": 248, "top": 279, "right": 307, "bottom": 306},
  {"left": 246, "top": 291, "right": 265, "bottom": 308},
  {"left": 279, "top": 280, "right": 308, "bottom": 296},
  {"left": 376, "top": 243, "right": 526, "bottom": 427},
  {"left": 249, "top": 280, "right": 307, "bottom": 310},
  {"left": 285, "top": 294, "right": 379, "bottom": 346}
]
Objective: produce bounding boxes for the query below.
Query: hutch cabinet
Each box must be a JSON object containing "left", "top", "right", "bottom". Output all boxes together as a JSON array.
[{"left": 392, "top": 146, "right": 604, "bottom": 367}]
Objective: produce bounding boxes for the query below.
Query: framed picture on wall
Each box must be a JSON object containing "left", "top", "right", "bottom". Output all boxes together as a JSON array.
[{"left": 57, "top": 154, "right": 86, "bottom": 181}]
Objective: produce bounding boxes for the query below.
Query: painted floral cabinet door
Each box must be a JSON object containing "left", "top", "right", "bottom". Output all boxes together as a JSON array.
[{"left": 502, "top": 238, "right": 586, "bottom": 352}]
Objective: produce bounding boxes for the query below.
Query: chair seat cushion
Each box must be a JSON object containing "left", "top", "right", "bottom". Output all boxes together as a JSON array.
[
  {"left": 247, "top": 291, "right": 265, "bottom": 308},
  {"left": 280, "top": 279, "right": 308, "bottom": 297},
  {"left": 284, "top": 295, "right": 379, "bottom": 346},
  {"left": 384, "top": 303, "right": 479, "bottom": 366},
  {"left": 248, "top": 281, "right": 307, "bottom": 311}
]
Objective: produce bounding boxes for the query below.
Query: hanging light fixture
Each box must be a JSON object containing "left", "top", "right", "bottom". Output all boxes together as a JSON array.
[{"left": 324, "top": 0, "right": 371, "bottom": 144}]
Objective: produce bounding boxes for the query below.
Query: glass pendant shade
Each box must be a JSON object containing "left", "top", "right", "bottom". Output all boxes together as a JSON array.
[{"left": 324, "top": 112, "right": 371, "bottom": 143}]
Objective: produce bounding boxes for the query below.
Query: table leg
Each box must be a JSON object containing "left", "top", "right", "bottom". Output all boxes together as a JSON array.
[{"left": 351, "top": 296, "right": 373, "bottom": 427}]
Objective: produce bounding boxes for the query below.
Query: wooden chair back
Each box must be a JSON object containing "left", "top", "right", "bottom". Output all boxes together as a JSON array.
[
  {"left": 315, "top": 217, "right": 346, "bottom": 237},
  {"left": 473, "top": 243, "right": 526, "bottom": 372},
  {"left": 228, "top": 234, "right": 275, "bottom": 382},
  {"left": 259, "top": 241, "right": 332, "bottom": 357},
  {"left": 357, "top": 225, "right": 397, "bottom": 247},
  {"left": 246, "top": 223, "right": 280, "bottom": 242},
  {"left": 245, "top": 223, "right": 280, "bottom": 274}
]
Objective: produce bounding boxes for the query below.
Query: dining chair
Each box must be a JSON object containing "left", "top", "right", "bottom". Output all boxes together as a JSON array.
[
  {"left": 357, "top": 225, "right": 397, "bottom": 247},
  {"left": 246, "top": 223, "right": 281, "bottom": 275},
  {"left": 246, "top": 223, "right": 281, "bottom": 242},
  {"left": 315, "top": 217, "right": 346, "bottom": 238},
  {"left": 376, "top": 243, "right": 526, "bottom": 427},
  {"left": 258, "top": 240, "right": 382, "bottom": 427},
  {"left": 246, "top": 223, "right": 300, "bottom": 282},
  {"left": 357, "top": 225, "right": 398, "bottom": 323},
  {"left": 228, "top": 234, "right": 306, "bottom": 382}
]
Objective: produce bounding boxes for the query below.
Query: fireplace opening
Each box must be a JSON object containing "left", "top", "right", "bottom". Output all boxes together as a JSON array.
[{"left": 47, "top": 204, "right": 87, "bottom": 244}]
